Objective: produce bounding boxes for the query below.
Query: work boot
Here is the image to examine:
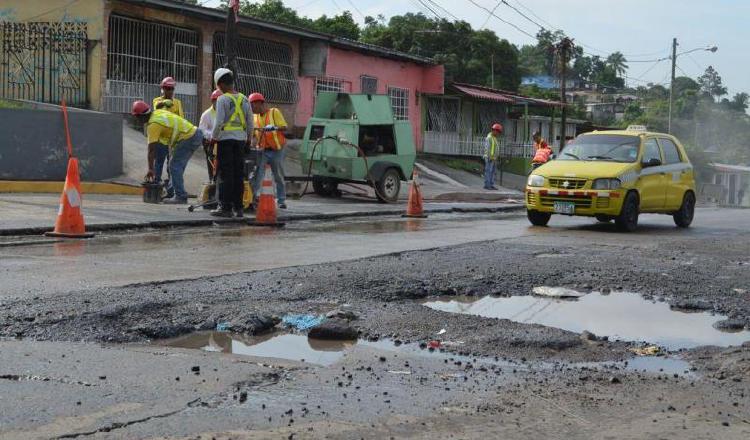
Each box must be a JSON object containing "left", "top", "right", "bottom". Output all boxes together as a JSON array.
[
  {"left": 233, "top": 209, "right": 244, "bottom": 218},
  {"left": 210, "top": 208, "right": 232, "bottom": 218},
  {"left": 278, "top": 202, "right": 287, "bottom": 209},
  {"left": 162, "top": 197, "right": 188, "bottom": 204}
]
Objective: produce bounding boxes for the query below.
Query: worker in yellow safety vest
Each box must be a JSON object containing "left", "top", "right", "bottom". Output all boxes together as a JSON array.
[
  {"left": 484, "top": 123, "right": 503, "bottom": 190},
  {"left": 249, "top": 92, "right": 289, "bottom": 209},
  {"left": 131, "top": 100, "right": 202, "bottom": 204},
  {"left": 150, "top": 77, "right": 185, "bottom": 193},
  {"left": 210, "top": 68, "right": 254, "bottom": 218}
]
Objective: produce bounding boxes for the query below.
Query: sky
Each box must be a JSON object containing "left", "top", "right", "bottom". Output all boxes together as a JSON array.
[{"left": 201, "top": 0, "right": 749, "bottom": 97}]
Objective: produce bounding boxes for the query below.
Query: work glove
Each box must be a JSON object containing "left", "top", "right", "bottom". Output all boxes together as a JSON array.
[
  {"left": 263, "top": 124, "right": 277, "bottom": 132},
  {"left": 145, "top": 170, "right": 155, "bottom": 182}
]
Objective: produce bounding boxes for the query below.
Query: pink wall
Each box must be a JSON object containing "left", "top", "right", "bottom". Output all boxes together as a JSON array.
[{"left": 294, "top": 46, "right": 444, "bottom": 150}]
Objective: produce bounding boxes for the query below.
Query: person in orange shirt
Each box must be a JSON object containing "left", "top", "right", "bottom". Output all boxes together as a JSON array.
[
  {"left": 531, "top": 131, "right": 554, "bottom": 170},
  {"left": 248, "top": 92, "right": 289, "bottom": 209}
]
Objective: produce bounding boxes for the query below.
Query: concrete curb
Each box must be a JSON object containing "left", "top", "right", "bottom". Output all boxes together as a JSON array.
[
  {"left": 0, "top": 204, "right": 525, "bottom": 237},
  {"left": 0, "top": 181, "right": 142, "bottom": 195}
]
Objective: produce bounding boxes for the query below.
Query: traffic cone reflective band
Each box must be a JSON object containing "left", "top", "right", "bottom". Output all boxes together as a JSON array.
[
  {"left": 251, "top": 164, "right": 284, "bottom": 227},
  {"left": 403, "top": 169, "right": 427, "bottom": 218},
  {"left": 45, "top": 157, "right": 95, "bottom": 238}
]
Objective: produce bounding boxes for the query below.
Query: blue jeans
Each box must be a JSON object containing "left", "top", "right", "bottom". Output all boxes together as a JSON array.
[
  {"left": 167, "top": 131, "right": 201, "bottom": 200},
  {"left": 484, "top": 159, "right": 496, "bottom": 188},
  {"left": 154, "top": 144, "right": 169, "bottom": 183},
  {"left": 253, "top": 148, "right": 286, "bottom": 203}
]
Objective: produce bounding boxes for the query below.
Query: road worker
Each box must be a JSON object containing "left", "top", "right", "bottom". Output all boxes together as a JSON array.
[
  {"left": 533, "top": 131, "right": 549, "bottom": 152},
  {"left": 131, "top": 100, "right": 202, "bottom": 204},
  {"left": 199, "top": 89, "right": 222, "bottom": 143},
  {"left": 151, "top": 77, "right": 185, "bottom": 193},
  {"left": 249, "top": 92, "right": 288, "bottom": 209},
  {"left": 210, "top": 68, "right": 253, "bottom": 218},
  {"left": 483, "top": 123, "right": 503, "bottom": 190},
  {"left": 531, "top": 137, "right": 554, "bottom": 170}
]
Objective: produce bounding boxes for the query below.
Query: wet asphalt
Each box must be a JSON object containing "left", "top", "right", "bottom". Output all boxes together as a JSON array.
[{"left": 1, "top": 208, "right": 749, "bottom": 438}]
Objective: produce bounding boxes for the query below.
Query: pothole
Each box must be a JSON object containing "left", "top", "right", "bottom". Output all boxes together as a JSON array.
[{"left": 422, "top": 290, "right": 750, "bottom": 350}]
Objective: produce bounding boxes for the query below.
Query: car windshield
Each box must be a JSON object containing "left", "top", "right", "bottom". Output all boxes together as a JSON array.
[{"left": 560, "top": 135, "right": 640, "bottom": 163}]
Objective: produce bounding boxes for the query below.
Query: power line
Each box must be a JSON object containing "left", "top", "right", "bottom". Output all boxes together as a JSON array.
[
  {"left": 466, "top": 0, "right": 538, "bottom": 40},
  {"left": 479, "top": 1, "right": 504, "bottom": 30},
  {"left": 416, "top": 0, "right": 443, "bottom": 20},
  {"left": 425, "top": 0, "right": 460, "bottom": 21},
  {"left": 499, "top": 0, "right": 546, "bottom": 31},
  {"left": 346, "top": 0, "right": 367, "bottom": 20}
]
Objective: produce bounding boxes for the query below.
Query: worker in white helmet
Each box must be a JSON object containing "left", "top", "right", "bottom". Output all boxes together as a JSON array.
[{"left": 209, "top": 68, "right": 254, "bottom": 218}]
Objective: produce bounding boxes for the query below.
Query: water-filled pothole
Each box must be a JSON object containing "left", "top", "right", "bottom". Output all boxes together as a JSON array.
[{"left": 422, "top": 291, "right": 750, "bottom": 350}]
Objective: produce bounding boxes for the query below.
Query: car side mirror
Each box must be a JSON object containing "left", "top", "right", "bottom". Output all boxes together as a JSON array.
[{"left": 642, "top": 158, "right": 661, "bottom": 168}]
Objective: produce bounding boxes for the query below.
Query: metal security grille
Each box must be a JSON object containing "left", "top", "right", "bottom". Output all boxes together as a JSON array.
[
  {"left": 388, "top": 86, "right": 409, "bottom": 120},
  {"left": 360, "top": 75, "right": 377, "bottom": 94},
  {"left": 315, "top": 76, "right": 344, "bottom": 94},
  {"left": 475, "top": 102, "right": 505, "bottom": 135},
  {"left": 0, "top": 22, "right": 88, "bottom": 106},
  {"left": 104, "top": 15, "right": 199, "bottom": 122},
  {"left": 426, "top": 97, "right": 459, "bottom": 132},
  {"left": 213, "top": 33, "right": 298, "bottom": 104}
]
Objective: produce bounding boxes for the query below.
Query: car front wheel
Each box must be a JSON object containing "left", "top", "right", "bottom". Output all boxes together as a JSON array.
[
  {"left": 615, "top": 192, "right": 639, "bottom": 232},
  {"left": 527, "top": 210, "right": 551, "bottom": 226},
  {"left": 673, "top": 191, "right": 695, "bottom": 228}
]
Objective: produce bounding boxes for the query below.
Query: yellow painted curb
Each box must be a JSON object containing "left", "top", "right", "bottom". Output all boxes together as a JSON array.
[{"left": 0, "top": 181, "right": 143, "bottom": 195}]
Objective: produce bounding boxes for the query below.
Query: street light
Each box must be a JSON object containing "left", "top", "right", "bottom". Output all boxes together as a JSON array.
[{"left": 669, "top": 41, "right": 718, "bottom": 134}]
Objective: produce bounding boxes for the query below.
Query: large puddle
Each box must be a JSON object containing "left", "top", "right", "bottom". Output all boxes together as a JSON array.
[
  {"left": 160, "top": 330, "right": 693, "bottom": 376},
  {"left": 423, "top": 291, "right": 750, "bottom": 350}
]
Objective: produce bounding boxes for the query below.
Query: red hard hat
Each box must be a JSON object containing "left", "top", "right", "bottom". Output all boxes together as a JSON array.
[
  {"left": 160, "top": 77, "right": 176, "bottom": 88},
  {"left": 210, "top": 89, "right": 222, "bottom": 101},
  {"left": 248, "top": 92, "right": 265, "bottom": 103},
  {"left": 492, "top": 123, "right": 503, "bottom": 132},
  {"left": 131, "top": 100, "right": 151, "bottom": 116}
]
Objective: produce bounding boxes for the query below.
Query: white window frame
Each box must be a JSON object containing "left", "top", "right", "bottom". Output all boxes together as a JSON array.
[
  {"left": 388, "top": 86, "right": 410, "bottom": 120},
  {"left": 315, "top": 76, "right": 344, "bottom": 95}
]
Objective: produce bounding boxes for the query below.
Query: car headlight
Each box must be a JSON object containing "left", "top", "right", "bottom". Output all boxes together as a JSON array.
[
  {"left": 592, "top": 178, "right": 622, "bottom": 190},
  {"left": 527, "top": 175, "right": 545, "bottom": 187}
]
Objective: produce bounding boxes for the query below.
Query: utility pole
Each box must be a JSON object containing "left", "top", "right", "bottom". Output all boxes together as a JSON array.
[
  {"left": 668, "top": 37, "right": 678, "bottom": 134},
  {"left": 556, "top": 37, "right": 574, "bottom": 153},
  {"left": 224, "top": 0, "right": 240, "bottom": 75},
  {"left": 491, "top": 54, "right": 495, "bottom": 89}
]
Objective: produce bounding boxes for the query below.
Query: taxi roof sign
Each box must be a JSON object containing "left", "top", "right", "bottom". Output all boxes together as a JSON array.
[{"left": 626, "top": 125, "right": 648, "bottom": 132}]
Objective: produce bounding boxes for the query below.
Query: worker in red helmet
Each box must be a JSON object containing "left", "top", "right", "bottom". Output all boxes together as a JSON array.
[
  {"left": 483, "top": 123, "right": 503, "bottom": 190},
  {"left": 210, "top": 68, "right": 253, "bottom": 218},
  {"left": 199, "top": 89, "right": 223, "bottom": 143},
  {"left": 248, "top": 92, "right": 289, "bottom": 209},
  {"left": 150, "top": 76, "right": 184, "bottom": 193},
  {"left": 131, "top": 100, "right": 202, "bottom": 204}
]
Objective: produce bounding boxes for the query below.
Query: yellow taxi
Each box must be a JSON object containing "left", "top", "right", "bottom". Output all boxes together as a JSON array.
[{"left": 525, "top": 126, "right": 696, "bottom": 231}]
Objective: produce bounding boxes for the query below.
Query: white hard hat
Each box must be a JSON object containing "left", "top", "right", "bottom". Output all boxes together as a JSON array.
[{"left": 213, "top": 68, "right": 233, "bottom": 86}]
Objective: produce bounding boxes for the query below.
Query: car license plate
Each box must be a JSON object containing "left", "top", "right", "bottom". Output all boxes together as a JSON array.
[{"left": 553, "top": 201, "right": 575, "bottom": 214}]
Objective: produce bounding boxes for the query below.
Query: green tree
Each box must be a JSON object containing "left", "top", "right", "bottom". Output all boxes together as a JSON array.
[
  {"left": 605, "top": 51, "right": 628, "bottom": 77},
  {"left": 697, "top": 65, "right": 727, "bottom": 101},
  {"left": 312, "top": 11, "right": 360, "bottom": 40}
]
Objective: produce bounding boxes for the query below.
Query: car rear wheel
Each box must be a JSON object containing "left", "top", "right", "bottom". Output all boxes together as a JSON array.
[
  {"left": 615, "top": 192, "right": 639, "bottom": 232},
  {"left": 673, "top": 191, "right": 695, "bottom": 228},
  {"left": 527, "top": 210, "right": 551, "bottom": 226},
  {"left": 375, "top": 168, "right": 401, "bottom": 203}
]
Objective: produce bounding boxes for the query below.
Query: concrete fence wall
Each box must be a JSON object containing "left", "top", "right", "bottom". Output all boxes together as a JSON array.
[{"left": 0, "top": 103, "right": 123, "bottom": 181}]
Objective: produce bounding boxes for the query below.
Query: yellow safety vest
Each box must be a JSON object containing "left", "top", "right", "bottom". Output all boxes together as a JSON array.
[
  {"left": 486, "top": 133, "right": 498, "bottom": 159},
  {"left": 152, "top": 96, "right": 183, "bottom": 117},
  {"left": 222, "top": 93, "right": 247, "bottom": 132},
  {"left": 149, "top": 110, "right": 195, "bottom": 148}
]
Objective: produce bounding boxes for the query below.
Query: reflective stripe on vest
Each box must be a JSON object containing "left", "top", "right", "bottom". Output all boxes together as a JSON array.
[
  {"left": 254, "top": 109, "right": 286, "bottom": 150},
  {"left": 486, "top": 133, "right": 498, "bottom": 158},
  {"left": 150, "top": 110, "right": 192, "bottom": 148},
  {"left": 223, "top": 93, "right": 246, "bottom": 132},
  {"left": 533, "top": 148, "right": 551, "bottom": 163}
]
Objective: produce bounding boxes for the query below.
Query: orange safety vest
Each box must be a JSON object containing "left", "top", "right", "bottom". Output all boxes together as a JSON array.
[
  {"left": 254, "top": 109, "right": 286, "bottom": 150},
  {"left": 532, "top": 147, "right": 552, "bottom": 164}
]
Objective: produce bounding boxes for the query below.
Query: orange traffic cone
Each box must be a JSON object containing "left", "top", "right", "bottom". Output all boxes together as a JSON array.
[
  {"left": 45, "top": 157, "right": 95, "bottom": 238},
  {"left": 402, "top": 169, "right": 427, "bottom": 218},
  {"left": 249, "top": 164, "right": 284, "bottom": 227}
]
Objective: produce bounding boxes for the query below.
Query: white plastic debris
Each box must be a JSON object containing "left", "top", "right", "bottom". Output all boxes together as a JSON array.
[
  {"left": 532, "top": 286, "right": 586, "bottom": 298},
  {"left": 437, "top": 328, "right": 447, "bottom": 335}
]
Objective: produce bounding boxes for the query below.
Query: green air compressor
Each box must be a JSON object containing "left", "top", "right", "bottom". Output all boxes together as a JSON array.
[{"left": 300, "top": 92, "right": 416, "bottom": 203}]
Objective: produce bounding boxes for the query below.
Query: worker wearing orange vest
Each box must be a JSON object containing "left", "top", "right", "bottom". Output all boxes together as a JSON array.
[
  {"left": 531, "top": 131, "right": 553, "bottom": 170},
  {"left": 249, "top": 92, "right": 289, "bottom": 209}
]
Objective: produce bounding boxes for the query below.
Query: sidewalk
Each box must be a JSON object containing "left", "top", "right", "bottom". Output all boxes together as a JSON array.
[{"left": 0, "top": 193, "right": 525, "bottom": 236}]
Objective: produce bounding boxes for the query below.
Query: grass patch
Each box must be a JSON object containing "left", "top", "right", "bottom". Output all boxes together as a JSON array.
[
  {"left": 0, "top": 99, "right": 25, "bottom": 109},
  {"left": 429, "top": 156, "right": 484, "bottom": 175}
]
